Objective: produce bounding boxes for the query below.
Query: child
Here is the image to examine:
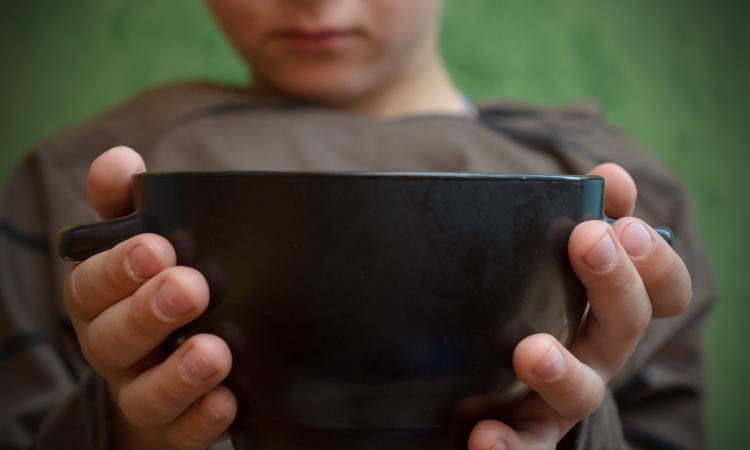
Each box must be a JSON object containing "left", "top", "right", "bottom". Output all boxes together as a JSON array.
[{"left": 0, "top": 1, "right": 711, "bottom": 449}]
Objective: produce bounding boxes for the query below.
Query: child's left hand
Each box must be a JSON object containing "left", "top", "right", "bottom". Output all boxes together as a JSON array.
[{"left": 467, "top": 163, "right": 692, "bottom": 450}]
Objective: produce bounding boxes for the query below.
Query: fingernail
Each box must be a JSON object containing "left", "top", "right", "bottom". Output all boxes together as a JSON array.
[
  {"left": 180, "top": 347, "right": 217, "bottom": 382},
  {"left": 621, "top": 221, "right": 653, "bottom": 257},
  {"left": 199, "top": 397, "right": 226, "bottom": 425},
  {"left": 127, "top": 245, "right": 160, "bottom": 278},
  {"left": 584, "top": 233, "right": 616, "bottom": 271},
  {"left": 154, "top": 281, "right": 193, "bottom": 318},
  {"left": 532, "top": 346, "right": 564, "bottom": 381},
  {"left": 492, "top": 441, "right": 508, "bottom": 450}
]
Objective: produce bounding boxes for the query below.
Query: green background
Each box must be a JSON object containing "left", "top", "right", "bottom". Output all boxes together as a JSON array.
[{"left": 1, "top": 1, "right": 747, "bottom": 447}]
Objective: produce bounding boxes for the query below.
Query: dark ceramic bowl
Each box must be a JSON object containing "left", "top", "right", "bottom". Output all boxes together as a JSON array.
[{"left": 59, "top": 171, "right": 608, "bottom": 449}]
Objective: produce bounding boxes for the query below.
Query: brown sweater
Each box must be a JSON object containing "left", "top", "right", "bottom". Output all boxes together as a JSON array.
[{"left": 0, "top": 82, "right": 714, "bottom": 449}]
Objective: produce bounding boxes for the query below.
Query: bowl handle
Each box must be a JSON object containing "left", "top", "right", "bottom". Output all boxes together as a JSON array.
[{"left": 57, "top": 212, "right": 147, "bottom": 261}]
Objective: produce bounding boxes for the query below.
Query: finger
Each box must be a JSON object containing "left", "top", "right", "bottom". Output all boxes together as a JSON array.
[
  {"left": 65, "top": 233, "right": 176, "bottom": 321},
  {"left": 83, "top": 266, "right": 209, "bottom": 374},
  {"left": 587, "top": 163, "right": 637, "bottom": 218},
  {"left": 163, "top": 385, "right": 237, "bottom": 450},
  {"left": 87, "top": 146, "right": 145, "bottom": 220},
  {"left": 568, "top": 220, "right": 651, "bottom": 376},
  {"left": 468, "top": 419, "right": 546, "bottom": 450},
  {"left": 513, "top": 334, "right": 604, "bottom": 425},
  {"left": 612, "top": 218, "right": 692, "bottom": 317},
  {"left": 118, "top": 334, "right": 232, "bottom": 427}
]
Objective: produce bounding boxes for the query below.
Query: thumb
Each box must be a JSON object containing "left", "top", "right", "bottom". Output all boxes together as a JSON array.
[
  {"left": 86, "top": 146, "right": 146, "bottom": 220},
  {"left": 587, "top": 162, "right": 637, "bottom": 219}
]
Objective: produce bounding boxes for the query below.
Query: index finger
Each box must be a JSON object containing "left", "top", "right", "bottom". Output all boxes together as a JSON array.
[
  {"left": 587, "top": 162, "right": 637, "bottom": 219},
  {"left": 64, "top": 233, "right": 175, "bottom": 321},
  {"left": 87, "top": 146, "right": 145, "bottom": 220}
]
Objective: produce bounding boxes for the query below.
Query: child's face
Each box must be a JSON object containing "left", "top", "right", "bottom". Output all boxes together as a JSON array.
[{"left": 208, "top": 0, "right": 442, "bottom": 104}]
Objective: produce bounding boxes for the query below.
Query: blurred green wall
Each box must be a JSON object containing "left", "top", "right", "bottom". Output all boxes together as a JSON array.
[{"left": 1, "top": 1, "right": 747, "bottom": 447}]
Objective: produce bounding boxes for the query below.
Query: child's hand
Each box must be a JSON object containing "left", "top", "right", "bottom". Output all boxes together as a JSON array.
[
  {"left": 63, "top": 147, "right": 236, "bottom": 450},
  {"left": 467, "top": 163, "right": 692, "bottom": 450}
]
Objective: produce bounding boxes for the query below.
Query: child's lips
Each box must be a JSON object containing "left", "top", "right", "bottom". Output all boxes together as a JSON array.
[{"left": 273, "top": 28, "right": 360, "bottom": 53}]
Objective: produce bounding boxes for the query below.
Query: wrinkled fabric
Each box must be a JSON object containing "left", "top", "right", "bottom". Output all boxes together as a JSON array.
[{"left": 0, "top": 82, "right": 713, "bottom": 449}]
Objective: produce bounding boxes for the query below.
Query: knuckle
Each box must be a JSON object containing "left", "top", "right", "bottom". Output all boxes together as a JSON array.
[
  {"left": 565, "top": 378, "right": 605, "bottom": 422},
  {"left": 64, "top": 266, "right": 87, "bottom": 317},
  {"left": 154, "top": 376, "right": 189, "bottom": 413},
  {"left": 654, "top": 280, "right": 692, "bottom": 317},
  {"left": 165, "top": 432, "right": 192, "bottom": 450},
  {"left": 644, "top": 250, "right": 692, "bottom": 317},
  {"left": 598, "top": 252, "right": 640, "bottom": 291},
  {"left": 118, "top": 393, "right": 152, "bottom": 428},
  {"left": 102, "top": 250, "right": 128, "bottom": 292},
  {"left": 541, "top": 358, "right": 607, "bottom": 423},
  {"left": 603, "top": 276, "right": 635, "bottom": 298},
  {"left": 118, "top": 401, "right": 145, "bottom": 428},
  {"left": 675, "top": 281, "right": 693, "bottom": 313},
  {"left": 127, "top": 293, "right": 158, "bottom": 339},
  {"left": 647, "top": 251, "right": 682, "bottom": 284},
  {"left": 118, "top": 379, "right": 189, "bottom": 429},
  {"left": 171, "top": 402, "right": 231, "bottom": 450},
  {"left": 80, "top": 330, "right": 111, "bottom": 373},
  {"left": 545, "top": 374, "right": 579, "bottom": 400},
  {"left": 166, "top": 426, "right": 207, "bottom": 450},
  {"left": 595, "top": 346, "right": 628, "bottom": 378},
  {"left": 613, "top": 308, "right": 651, "bottom": 341},
  {"left": 78, "top": 335, "right": 95, "bottom": 365}
]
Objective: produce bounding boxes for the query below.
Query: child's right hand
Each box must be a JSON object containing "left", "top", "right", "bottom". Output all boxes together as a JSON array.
[{"left": 63, "top": 146, "right": 237, "bottom": 450}]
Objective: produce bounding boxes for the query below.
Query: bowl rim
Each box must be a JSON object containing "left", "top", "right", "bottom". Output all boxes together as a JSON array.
[{"left": 135, "top": 170, "right": 603, "bottom": 182}]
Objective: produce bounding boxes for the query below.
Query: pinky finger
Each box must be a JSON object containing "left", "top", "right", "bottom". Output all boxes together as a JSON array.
[
  {"left": 468, "top": 419, "right": 547, "bottom": 450},
  {"left": 163, "top": 385, "right": 237, "bottom": 450},
  {"left": 513, "top": 334, "right": 605, "bottom": 423}
]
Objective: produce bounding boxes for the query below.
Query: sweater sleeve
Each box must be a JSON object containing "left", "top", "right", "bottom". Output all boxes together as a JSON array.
[
  {"left": 0, "top": 154, "right": 113, "bottom": 449},
  {"left": 36, "top": 371, "right": 114, "bottom": 450}
]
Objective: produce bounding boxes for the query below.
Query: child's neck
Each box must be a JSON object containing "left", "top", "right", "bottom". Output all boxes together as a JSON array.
[
  {"left": 339, "top": 52, "right": 467, "bottom": 119},
  {"left": 249, "top": 49, "right": 467, "bottom": 119}
]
